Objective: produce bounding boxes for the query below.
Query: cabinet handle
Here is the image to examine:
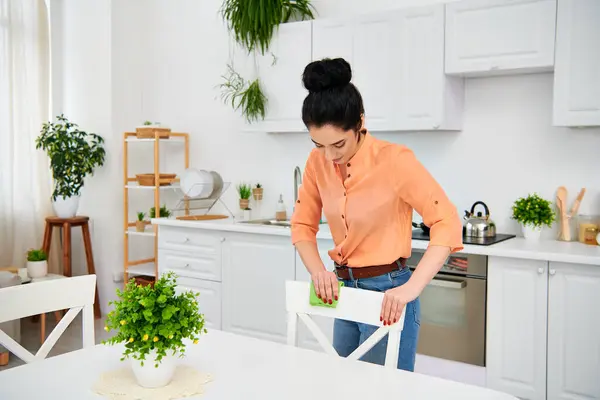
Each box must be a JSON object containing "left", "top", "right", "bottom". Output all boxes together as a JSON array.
[
  {"left": 549, "top": 269, "right": 556, "bottom": 276},
  {"left": 432, "top": 124, "right": 440, "bottom": 129},
  {"left": 490, "top": 65, "right": 499, "bottom": 70},
  {"left": 220, "top": 237, "right": 226, "bottom": 242},
  {"left": 183, "top": 263, "right": 190, "bottom": 268},
  {"left": 183, "top": 237, "right": 190, "bottom": 243},
  {"left": 538, "top": 267, "right": 544, "bottom": 274}
]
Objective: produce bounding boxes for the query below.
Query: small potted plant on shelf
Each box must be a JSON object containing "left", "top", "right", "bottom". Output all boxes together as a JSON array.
[
  {"left": 26, "top": 249, "right": 48, "bottom": 278},
  {"left": 511, "top": 193, "right": 556, "bottom": 240},
  {"left": 252, "top": 183, "right": 263, "bottom": 201},
  {"left": 237, "top": 183, "right": 251, "bottom": 210},
  {"left": 103, "top": 271, "right": 207, "bottom": 388},
  {"left": 149, "top": 204, "right": 172, "bottom": 219},
  {"left": 135, "top": 212, "right": 146, "bottom": 232}
]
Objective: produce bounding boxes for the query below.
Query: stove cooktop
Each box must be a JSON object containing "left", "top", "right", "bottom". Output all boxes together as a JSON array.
[{"left": 411, "top": 230, "right": 516, "bottom": 246}]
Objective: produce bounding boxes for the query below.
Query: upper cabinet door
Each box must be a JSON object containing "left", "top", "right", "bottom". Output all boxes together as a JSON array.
[
  {"left": 552, "top": 0, "right": 600, "bottom": 127},
  {"left": 395, "top": 5, "right": 464, "bottom": 131},
  {"left": 445, "top": 0, "right": 557, "bottom": 76},
  {"left": 312, "top": 16, "right": 395, "bottom": 131},
  {"left": 242, "top": 21, "right": 312, "bottom": 133},
  {"left": 312, "top": 7, "right": 464, "bottom": 132}
]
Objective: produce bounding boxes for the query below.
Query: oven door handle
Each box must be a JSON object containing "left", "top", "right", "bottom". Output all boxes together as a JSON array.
[{"left": 428, "top": 277, "right": 467, "bottom": 289}]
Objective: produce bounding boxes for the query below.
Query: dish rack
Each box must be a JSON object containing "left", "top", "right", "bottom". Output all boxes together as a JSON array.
[
  {"left": 170, "top": 182, "right": 235, "bottom": 221},
  {"left": 122, "top": 130, "right": 189, "bottom": 286}
]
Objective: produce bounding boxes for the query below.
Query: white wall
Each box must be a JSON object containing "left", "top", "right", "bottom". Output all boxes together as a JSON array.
[{"left": 51, "top": 0, "right": 600, "bottom": 311}]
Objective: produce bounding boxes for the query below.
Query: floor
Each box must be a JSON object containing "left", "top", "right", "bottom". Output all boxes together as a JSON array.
[{"left": 0, "top": 313, "right": 111, "bottom": 371}]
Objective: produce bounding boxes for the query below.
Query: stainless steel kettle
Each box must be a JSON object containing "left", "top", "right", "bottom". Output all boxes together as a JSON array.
[{"left": 463, "top": 201, "right": 496, "bottom": 238}]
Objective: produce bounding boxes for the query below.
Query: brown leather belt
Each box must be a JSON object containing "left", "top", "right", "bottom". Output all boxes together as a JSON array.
[{"left": 334, "top": 258, "right": 407, "bottom": 280}]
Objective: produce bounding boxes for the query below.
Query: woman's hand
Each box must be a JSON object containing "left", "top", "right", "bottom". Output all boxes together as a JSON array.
[
  {"left": 380, "top": 282, "right": 420, "bottom": 326},
  {"left": 311, "top": 269, "right": 339, "bottom": 304}
]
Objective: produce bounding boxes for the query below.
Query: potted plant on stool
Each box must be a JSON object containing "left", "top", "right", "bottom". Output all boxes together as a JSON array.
[
  {"left": 26, "top": 249, "right": 48, "bottom": 278},
  {"left": 103, "top": 271, "right": 207, "bottom": 388},
  {"left": 511, "top": 193, "right": 556, "bottom": 240},
  {"left": 35, "top": 114, "right": 106, "bottom": 218}
]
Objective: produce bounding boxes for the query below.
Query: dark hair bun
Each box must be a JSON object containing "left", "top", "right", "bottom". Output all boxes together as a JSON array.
[{"left": 302, "top": 58, "right": 352, "bottom": 93}]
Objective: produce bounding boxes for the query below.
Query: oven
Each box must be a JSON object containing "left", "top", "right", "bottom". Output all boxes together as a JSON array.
[{"left": 406, "top": 250, "right": 487, "bottom": 367}]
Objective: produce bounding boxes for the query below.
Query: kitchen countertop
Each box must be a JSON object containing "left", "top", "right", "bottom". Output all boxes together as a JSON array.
[{"left": 151, "top": 217, "right": 600, "bottom": 266}]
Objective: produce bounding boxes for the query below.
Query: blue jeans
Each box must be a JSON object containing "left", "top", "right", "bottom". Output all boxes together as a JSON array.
[{"left": 333, "top": 266, "right": 421, "bottom": 371}]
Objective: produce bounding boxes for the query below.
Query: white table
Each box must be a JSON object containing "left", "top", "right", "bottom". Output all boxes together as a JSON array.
[{"left": 0, "top": 330, "right": 517, "bottom": 399}]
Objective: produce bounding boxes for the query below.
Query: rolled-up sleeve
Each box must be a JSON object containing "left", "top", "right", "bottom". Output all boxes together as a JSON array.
[
  {"left": 291, "top": 152, "right": 322, "bottom": 245},
  {"left": 395, "top": 147, "right": 463, "bottom": 254}
]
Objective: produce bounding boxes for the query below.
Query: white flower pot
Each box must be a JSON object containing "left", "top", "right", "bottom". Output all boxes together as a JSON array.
[
  {"left": 130, "top": 350, "right": 177, "bottom": 388},
  {"left": 522, "top": 224, "right": 542, "bottom": 240},
  {"left": 26, "top": 260, "right": 48, "bottom": 278},
  {"left": 53, "top": 195, "right": 80, "bottom": 218}
]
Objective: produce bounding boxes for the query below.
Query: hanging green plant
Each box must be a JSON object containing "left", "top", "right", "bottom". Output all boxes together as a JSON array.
[
  {"left": 220, "top": 0, "right": 316, "bottom": 55},
  {"left": 219, "top": 64, "right": 267, "bottom": 123}
]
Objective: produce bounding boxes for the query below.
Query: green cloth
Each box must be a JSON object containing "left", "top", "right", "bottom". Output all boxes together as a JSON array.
[{"left": 309, "top": 281, "right": 344, "bottom": 308}]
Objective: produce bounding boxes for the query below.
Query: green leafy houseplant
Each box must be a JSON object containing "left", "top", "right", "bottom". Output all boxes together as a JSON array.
[
  {"left": 27, "top": 249, "right": 47, "bottom": 262},
  {"left": 103, "top": 271, "right": 207, "bottom": 366},
  {"left": 511, "top": 193, "right": 556, "bottom": 228},
  {"left": 35, "top": 114, "right": 106, "bottom": 201},
  {"left": 237, "top": 183, "right": 252, "bottom": 200},
  {"left": 219, "top": 64, "right": 267, "bottom": 123},
  {"left": 221, "top": 0, "right": 316, "bottom": 54},
  {"left": 149, "top": 205, "right": 172, "bottom": 219}
]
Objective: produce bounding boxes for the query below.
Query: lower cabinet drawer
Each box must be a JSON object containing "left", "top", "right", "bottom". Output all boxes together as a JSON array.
[
  {"left": 158, "top": 250, "right": 221, "bottom": 282},
  {"left": 174, "top": 276, "right": 222, "bottom": 331}
]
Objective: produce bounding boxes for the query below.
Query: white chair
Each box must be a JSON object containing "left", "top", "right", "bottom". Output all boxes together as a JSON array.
[
  {"left": 0, "top": 274, "right": 97, "bottom": 364},
  {"left": 285, "top": 280, "right": 406, "bottom": 369}
]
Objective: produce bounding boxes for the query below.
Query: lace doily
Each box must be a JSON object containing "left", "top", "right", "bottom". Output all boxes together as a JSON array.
[{"left": 92, "top": 364, "right": 213, "bottom": 400}]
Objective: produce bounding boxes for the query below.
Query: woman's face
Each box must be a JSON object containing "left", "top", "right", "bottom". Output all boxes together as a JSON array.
[{"left": 309, "top": 124, "right": 362, "bottom": 165}]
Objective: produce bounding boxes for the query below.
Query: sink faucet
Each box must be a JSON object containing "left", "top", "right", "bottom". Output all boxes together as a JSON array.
[{"left": 294, "top": 166, "right": 302, "bottom": 205}]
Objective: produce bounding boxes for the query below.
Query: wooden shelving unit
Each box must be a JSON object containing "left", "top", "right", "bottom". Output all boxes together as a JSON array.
[{"left": 123, "top": 131, "right": 189, "bottom": 284}]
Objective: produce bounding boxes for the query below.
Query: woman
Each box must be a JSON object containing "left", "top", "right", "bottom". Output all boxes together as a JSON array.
[{"left": 290, "top": 58, "right": 463, "bottom": 372}]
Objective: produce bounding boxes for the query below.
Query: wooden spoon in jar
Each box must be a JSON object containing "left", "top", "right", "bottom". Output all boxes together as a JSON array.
[{"left": 556, "top": 186, "right": 569, "bottom": 241}]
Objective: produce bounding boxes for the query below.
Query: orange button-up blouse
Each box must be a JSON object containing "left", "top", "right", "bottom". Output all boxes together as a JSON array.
[{"left": 290, "top": 133, "right": 463, "bottom": 268}]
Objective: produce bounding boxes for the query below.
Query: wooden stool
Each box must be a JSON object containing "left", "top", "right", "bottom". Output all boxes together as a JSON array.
[{"left": 42, "top": 216, "right": 101, "bottom": 320}]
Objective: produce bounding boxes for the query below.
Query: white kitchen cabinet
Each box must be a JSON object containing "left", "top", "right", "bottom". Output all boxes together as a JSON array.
[
  {"left": 221, "top": 232, "right": 296, "bottom": 343},
  {"left": 240, "top": 21, "right": 312, "bottom": 133},
  {"left": 157, "top": 225, "right": 225, "bottom": 330},
  {"left": 445, "top": 0, "right": 557, "bottom": 76},
  {"left": 294, "top": 239, "right": 336, "bottom": 352},
  {"left": 552, "top": 0, "right": 600, "bottom": 127},
  {"left": 175, "top": 276, "right": 222, "bottom": 330},
  {"left": 487, "top": 256, "right": 600, "bottom": 400},
  {"left": 546, "top": 261, "right": 600, "bottom": 400},
  {"left": 312, "top": 5, "right": 464, "bottom": 132},
  {"left": 486, "top": 257, "right": 548, "bottom": 400}
]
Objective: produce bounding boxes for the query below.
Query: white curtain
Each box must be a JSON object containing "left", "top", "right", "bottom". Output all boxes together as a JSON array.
[{"left": 0, "top": 0, "right": 57, "bottom": 272}]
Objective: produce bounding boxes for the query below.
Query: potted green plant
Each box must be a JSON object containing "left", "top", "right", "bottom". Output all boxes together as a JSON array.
[
  {"left": 252, "top": 183, "right": 263, "bottom": 201},
  {"left": 136, "top": 212, "right": 146, "bottom": 232},
  {"left": 236, "top": 183, "right": 251, "bottom": 210},
  {"left": 26, "top": 249, "right": 48, "bottom": 278},
  {"left": 511, "top": 193, "right": 556, "bottom": 240},
  {"left": 221, "top": 0, "right": 316, "bottom": 54},
  {"left": 35, "top": 114, "right": 106, "bottom": 218},
  {"left": 103, "top": 271, "right": 207, "bottom": 388},
  {"left": 219, "top": 65, "right": 267, "bottom": 123},
  {"left": 149, "top": 205, "right": 172, "bottom": 219}
]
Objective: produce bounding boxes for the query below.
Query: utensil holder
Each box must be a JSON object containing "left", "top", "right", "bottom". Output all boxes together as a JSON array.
[{"left": 558, "top": 214, "right": 577, "bottom": 241}]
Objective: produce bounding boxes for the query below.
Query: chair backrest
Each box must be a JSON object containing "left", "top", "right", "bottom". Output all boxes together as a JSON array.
[
  {"left": 0, "top": 274, "right": 97, "bottom": 363},
  {"left": 285, "top": 280, "right": 405, "bottom": 369}
]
